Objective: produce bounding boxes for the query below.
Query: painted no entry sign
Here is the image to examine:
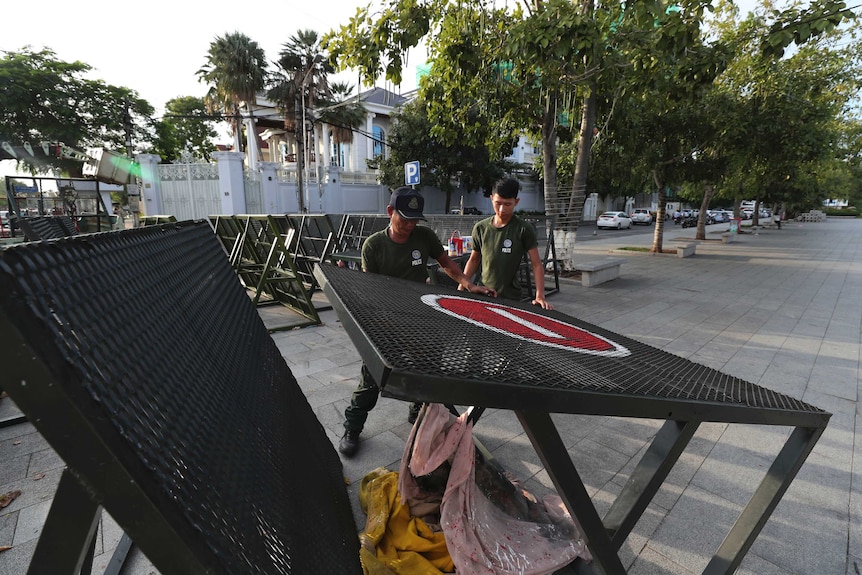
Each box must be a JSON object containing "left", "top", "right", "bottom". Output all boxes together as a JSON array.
[{"left": 421, "top": 294, "right": 631, "bottom": 357}]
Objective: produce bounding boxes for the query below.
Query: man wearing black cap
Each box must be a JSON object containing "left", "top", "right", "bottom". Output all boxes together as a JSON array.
[{"left": 339, "top": 187, "right": 495, "bottom": 457}]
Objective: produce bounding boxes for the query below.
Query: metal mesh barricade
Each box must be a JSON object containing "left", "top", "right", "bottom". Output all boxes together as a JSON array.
[
  {"left": 0, "top": 221, "right": 361, "bottom": 575},
  {"left": 315, "top": 263, "right": 829, "bottom": 574},
  {"left": 17, "top": 215, "right": 78, "bottom": 241},
  {"left": 315, "top": 264, "right": 825, "bottom": 423}
]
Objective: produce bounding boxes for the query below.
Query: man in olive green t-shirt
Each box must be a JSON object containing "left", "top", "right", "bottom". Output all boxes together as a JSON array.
[
  {"left": 462, "top": 178, "right": 553, "bottom": 309},
  {"left": 339, "top": 187, "right": 495, "bottom": 457}
]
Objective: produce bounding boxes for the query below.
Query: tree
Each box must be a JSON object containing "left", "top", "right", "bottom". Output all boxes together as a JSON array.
[
  {"left": 151, "top": 96, "right": 219, "bottom": 163},
  {"left": 324, "top": 0, "right": 606, "bottom": 223},
  {"left": 267, "top": 29, "right": 334, "bottom": 212},
  {"left": 197, "top": 32, "right": 268, "bottom": 159},
  {"left": 711, "top": 3, "right": 862, "bottom": 220},
  {"left": 315, "top": 81, "right": 366, "bottom": 149},
  {"left": 0, "top": 47, "right": 154, "bottom": 175},
  {"left": 377, "top": 99, "right": 513, "bottom": 208}
]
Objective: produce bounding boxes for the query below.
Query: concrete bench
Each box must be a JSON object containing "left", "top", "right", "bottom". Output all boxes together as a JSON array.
[
  {"left": 574, "top": 257, "right": 625, "bottom": 287},
  {"left": 721, "top": 232, "right": 736, "bottom": 244},
  {"left": 675, "top": 242, "right": 697, "bottom": 258}
]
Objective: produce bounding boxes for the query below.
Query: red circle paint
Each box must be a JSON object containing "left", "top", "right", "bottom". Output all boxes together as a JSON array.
[{"left": 421, "top": 295, "right": 630, "bottom": 357}]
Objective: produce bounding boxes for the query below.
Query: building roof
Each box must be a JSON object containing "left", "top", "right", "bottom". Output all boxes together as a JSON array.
[{"left": 358, "top": 87, "right": 410, "bottom": 108}]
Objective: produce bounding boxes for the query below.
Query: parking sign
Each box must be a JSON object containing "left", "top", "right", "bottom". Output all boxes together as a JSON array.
[{"left": 404, "top": 161, "right": 420, "bottom": 186}]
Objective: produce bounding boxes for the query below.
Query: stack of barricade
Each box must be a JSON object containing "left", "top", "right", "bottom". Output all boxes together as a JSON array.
[{"left": 797, "top": 210, "right": 826, "bottom": 222}]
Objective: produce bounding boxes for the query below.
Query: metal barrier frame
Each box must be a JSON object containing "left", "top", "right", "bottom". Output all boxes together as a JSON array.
[
  {"left": 209, "top": 215, "right": 321, "bottom": 330},
  {"left": 0, "top": 223, "right": 361, "bottom": 575},
  {"left": 315, "top": 264, "right": 830, "bottom": 575}
]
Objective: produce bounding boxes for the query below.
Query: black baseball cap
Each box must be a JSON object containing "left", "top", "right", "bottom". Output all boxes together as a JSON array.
[{"left": 389, "top": 187, "right": 426, "bottom": 220}]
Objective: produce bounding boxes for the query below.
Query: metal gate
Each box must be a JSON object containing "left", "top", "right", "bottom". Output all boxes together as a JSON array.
[
  {"left": 244, "top": 170, "right": 263, "bottom": 214},
  {"left": 157, "top": 163, "right": 221, "bottom": 220}
]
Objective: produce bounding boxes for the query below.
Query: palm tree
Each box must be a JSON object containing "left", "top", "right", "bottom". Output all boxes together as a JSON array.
[
  {"left": 267, "top": 29, "right": 333, "bottom": 212},
  {"left": 197, "top": 31, "right": 268, "bottom": 163},
  {"left": 316, "top": 81, "right": 366, "bottom": 151}
]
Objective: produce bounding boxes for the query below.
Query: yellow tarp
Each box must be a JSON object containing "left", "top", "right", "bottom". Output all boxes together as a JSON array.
[{"left": 358, "top": 468, "right": 454, "bottom": 575}]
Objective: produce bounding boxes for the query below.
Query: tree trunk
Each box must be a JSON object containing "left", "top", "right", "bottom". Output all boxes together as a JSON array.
[
  {"left": 542, "top": 97, "right": 559, "bottom": 218},
  {"left": 567, "top": 90, "right": 595, "bottom": 229},
  {"left": 232, "top": 105, "right": 243, "bottom": 154},
  {"left": 695, "top": 183, "right": 715, "bottom": 240},
  {"left": 557, "top": 90, "right": 596, "bottom": 269},
  {"left": 650, "top": 169, "right": 665, "bottom": 253}
]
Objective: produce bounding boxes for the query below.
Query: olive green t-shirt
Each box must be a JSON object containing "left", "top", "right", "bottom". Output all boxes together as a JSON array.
[
  {"left": 361, "top": 225, "right": 445, "bottom": 283},
  {"left": 471, "top": 215, "right": 537, "bottom": 300}
]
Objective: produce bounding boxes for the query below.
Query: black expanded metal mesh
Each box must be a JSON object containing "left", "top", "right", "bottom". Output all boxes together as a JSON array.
[
  {"left": 0, "top": 222, "right": 361, "bottom": 575},
  {"left": 318, "top": 264, "right": 824, "bottom": 416},
  {"left": 18, "top": 215, "right": 77, "bottom": 241}
]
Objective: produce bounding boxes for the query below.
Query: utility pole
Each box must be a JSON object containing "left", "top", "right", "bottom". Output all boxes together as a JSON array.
[
  {"left": 295, "top": 92, "right": 306, "bottom": 213},
  {"left": 123, "top": 98, "right": 140, "bottom": 228}
]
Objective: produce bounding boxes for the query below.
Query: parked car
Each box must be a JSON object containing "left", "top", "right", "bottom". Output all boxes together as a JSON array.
[
  {"left": 631, "top": 208, "right": 653, "bottom": 225},
  {"left": 597, "top": 211, "right": 633, "bottom": 229},
  {"left": 707, "top": 210, "right": 728, "bottom": 224}
]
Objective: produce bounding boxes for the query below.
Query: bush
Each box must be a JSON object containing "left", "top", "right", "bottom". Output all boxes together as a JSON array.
[{"left": 824, "top": 208, "right": 858, "bottom": 217}]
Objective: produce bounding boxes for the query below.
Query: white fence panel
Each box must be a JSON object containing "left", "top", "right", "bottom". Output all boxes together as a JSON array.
[{"left": 157, "top": 163, "right": 221, "bottom": 220}]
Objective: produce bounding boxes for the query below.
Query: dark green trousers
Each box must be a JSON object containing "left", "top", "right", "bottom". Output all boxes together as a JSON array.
[{"left": 343, "top": 363, "right": 419, "bottom": 433}]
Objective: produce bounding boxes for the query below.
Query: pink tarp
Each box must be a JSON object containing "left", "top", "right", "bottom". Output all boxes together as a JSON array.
[{"left": 398, "top": 404, "right": 592, "bottom": 575}]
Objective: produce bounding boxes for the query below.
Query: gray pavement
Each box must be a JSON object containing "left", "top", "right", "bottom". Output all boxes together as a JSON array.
[{"left": 1, "top": 217, "right": 860, "bottom": 574}]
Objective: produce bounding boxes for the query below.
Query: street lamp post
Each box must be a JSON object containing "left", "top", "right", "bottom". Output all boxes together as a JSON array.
[{"left": 296, "top": 57, "right": 321, "bottom": 214}]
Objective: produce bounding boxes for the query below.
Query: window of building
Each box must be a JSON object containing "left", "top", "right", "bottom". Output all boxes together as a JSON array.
[
  {"left": 372, "top": 126, "right": 386, "bottom": 158},
  {"left": 330, "top": 134, "right": 346, "bottom": 167}
]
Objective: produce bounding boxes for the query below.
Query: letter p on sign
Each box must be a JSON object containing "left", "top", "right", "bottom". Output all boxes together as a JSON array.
[{"left": 404, "top": 161, "right": 420, "bottom": 186}]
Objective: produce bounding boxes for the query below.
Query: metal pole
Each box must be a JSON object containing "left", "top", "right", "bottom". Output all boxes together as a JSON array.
[
  {"left": 295, "top": 92, "right": 305, "bottom": 213},
  {"left": 123, "top": 98, "right": 139, "bottom": 228},
  {"left": 302, "top": 93, "right": 310, "bottom": 213}
]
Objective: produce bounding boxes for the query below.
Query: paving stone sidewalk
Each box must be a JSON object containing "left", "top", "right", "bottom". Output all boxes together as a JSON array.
[{"left": 0, "top": 217, "right": 859, "bottom": 575}]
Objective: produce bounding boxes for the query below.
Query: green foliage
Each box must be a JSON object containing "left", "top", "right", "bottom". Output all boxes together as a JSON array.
[
  {"left": 197, "top": 31, "right": 268, "bottom": 139},
  {"left": 712, "top": 7, "right": 862, "bottom": 211},
  {"left": 761, "top": 0, "right": 855, "bottom": 58},
  {"left": 267, "top": 29, "right": 340, "bottom": 135},
  {"left": 151, "top": 97, "right": 218, "bottom": 163},
  {"left": 0, "top": 47, "right": 154, "bottom": 175},
  {"left": 824, "top": 207, "right": 858, "bottom": 216},
  {"left": 322, "top": 0, "right": 433, "bottom": 86},
  {"left": 316, "top": 82, "right": 366, "bottom": 146},
  {"left": 377, "top": 99, "right": 512, "bottom": 205}
]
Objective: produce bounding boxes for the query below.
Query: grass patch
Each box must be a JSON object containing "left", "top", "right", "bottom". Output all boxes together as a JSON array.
[{"left": 618, "top": 246, "right": 677, "bottom": 254}]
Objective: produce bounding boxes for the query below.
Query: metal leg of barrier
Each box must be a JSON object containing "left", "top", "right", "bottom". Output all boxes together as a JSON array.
[
  {"left": 103, "top": 533, "right": 134, "bottom": 575},
  {"left": 27, "top": 468, "right": 101, "bottom": 575},
  {"left": 703, "top": 425, "right": 825, "bottom": 575},
  {"left": 0, "top": 414, "right": 26, "bottom": 428},
  {"left": 518, "top": 410, "right": 627, "bottom": 575},
  {"left": 1, "top": 388, "right": 27, "bottom": 427},
  {"left": 604, "top": 419, "right": 700, "bottom": 547}
]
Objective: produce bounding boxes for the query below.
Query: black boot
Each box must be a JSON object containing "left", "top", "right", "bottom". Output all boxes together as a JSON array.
[{"left": 339, "top": 430, "right": 360, "bottom": 457}]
